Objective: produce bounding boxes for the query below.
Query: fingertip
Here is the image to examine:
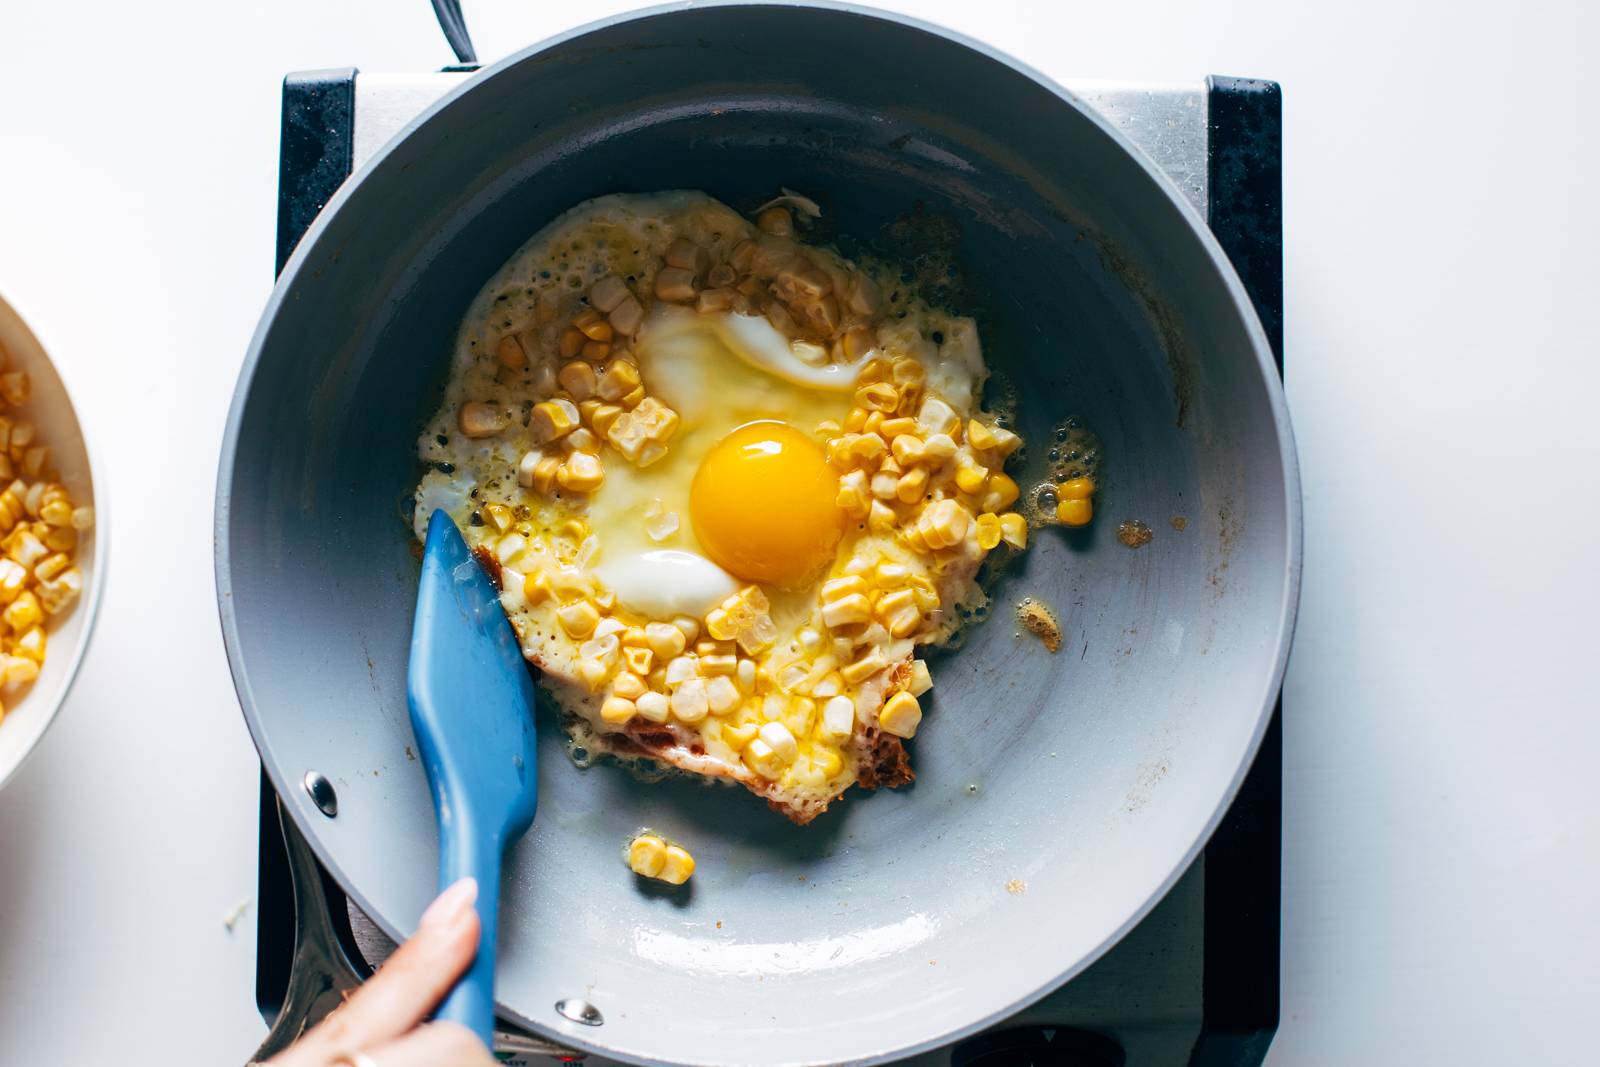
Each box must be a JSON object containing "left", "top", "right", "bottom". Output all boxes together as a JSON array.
[{"left": 419, "top": 877, "right": 479, "bottom": 933}]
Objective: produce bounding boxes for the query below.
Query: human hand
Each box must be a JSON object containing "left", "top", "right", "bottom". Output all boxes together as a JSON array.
[{"left": 267, "top": 878, "right": 496, "bottom": 1067}]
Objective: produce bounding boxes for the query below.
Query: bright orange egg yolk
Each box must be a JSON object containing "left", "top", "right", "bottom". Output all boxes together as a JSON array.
[{"left": 690, "top": 421, "right": 843, "bottom": 588}]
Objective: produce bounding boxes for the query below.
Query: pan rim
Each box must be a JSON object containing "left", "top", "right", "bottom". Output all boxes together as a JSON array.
[{"left": 215, "top": 3, "right": 1302, "bottom": 1063}]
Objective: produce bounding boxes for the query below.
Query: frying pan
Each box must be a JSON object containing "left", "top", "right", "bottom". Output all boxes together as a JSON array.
[{"left": 216, "top": 4, "right": 1300, "bottom": 1064}]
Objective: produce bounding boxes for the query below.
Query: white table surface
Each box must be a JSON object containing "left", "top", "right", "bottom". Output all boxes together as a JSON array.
[{"left": 2, "top": 1, "right": 1596, "bottom": 1063}]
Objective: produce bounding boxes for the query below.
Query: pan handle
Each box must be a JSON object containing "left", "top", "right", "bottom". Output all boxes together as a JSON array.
[
  {"left": 246, "top": 797, "right": 371, "bottom": 1065},
  {"left": 430, "top": 0, "right": 479, "bottom": 66}
]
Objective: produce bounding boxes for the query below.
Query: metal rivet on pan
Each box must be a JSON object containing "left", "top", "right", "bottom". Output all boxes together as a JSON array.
[
  {"left": 303, "top": 770, "right": 338, "bottom": 817},
  {"left": 555, "top": 998, "right": 603, "bottom": 1026}
]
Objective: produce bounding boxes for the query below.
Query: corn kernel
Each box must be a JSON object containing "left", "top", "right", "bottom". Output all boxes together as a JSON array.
[
  {"left": 0, "top": 559, "right": 26, "bottom": 604},
  {"left": 822, "top": 575, "right": 867, "bottom": 601},
  {"left": 635, "top": 690, "right": 670, "bottom": 723},
  {"left": 862, "top": 411, "right": 885, "bottom": 437},
  {"left": 595, "top": 358, "right": 642, "bottom": 403},
  {"left": 700, "top": 653, "right": 738, "bottom": 676},
  {"left": 558, "top": 360, "right": 597, "bottom": 400},
  {"left": 845, "top": 433, "right": 887, "bottom": 465},
  {"left": 720, "top": 721, "right": 758, "bottom": 750},
  {"left": 810, "top": 670, "right": 843, "bottom": 698},
  {"left": 1059, "top": 476, "right": 1096, "bottom": 501},
  {"left": 14, "top": 626, "right": 45, "bottom": 663},
  {"left": 0, "top": 372, "right": 29, "bottom": 407},
  {"left": 843, "top": 407, "right": 868, "bottom": 432},
  {"left": 857, "top": 358, "right": 891, "bottom": 383},
  {"left": 916, "top": 397, "right": 959, "bottom": 437},
  {"left": 922, "top": 433, "right": 958, "bottom": 462},
  {"left": 522, "top": 570, "right": 552, "bottom": 604},
  {"left": 814, "top": 749, "right": 844, "bottom": 778},
  {"left": 820, "top": 695, "right": 856, "bottom": 739},
  {"left": 493, "top": 534, "right": 528, "bottom": 566},
  {"left": 758, "top": 721, "right": 799, "bottom": 763},
  {"left": 610, "top": 672, "right": 646, "bottom": 701},
  {"left": 515, "top": 450, "right": 542, "bottom": 489},
  {"left": 495, "top": 334, "right": 527, "bottom": 370},
  {"left": 578, "top": 658, "right": 611, "bottom": 690},
  {"left": 483, "top": 503, "right": 512, "bottom": 534},
  {"left": 706, "top": 675, "right": 741, "bottom": 714},
  {"left": 601, "top": 696, "right": 636, "bottom": 724},
  {"left": 622, "top": 647, "right": 653, "bottom": 677},
  {"left": 672, "top": 678, "right": 710, "bottom": 722},
  {"left": 558, "top": 326, "right": 585, "bottom": 359},
  {"left": 658, "top": 845, "right": 695, "bottom": 885},
  {"left": 868, "top": 500, "right": 897, "bottom": 533},
  {"left": 919, "top": 499, "right": 971, "bottom": 549},
  {"left": 836, "top": 470, "right": 870, "bottom": 517},
  {"left": 990, "top": 425, "right": 1022, "bottom": 455},
  {"left": 40, "top": 499, "right": 72, "bottom": 528},
  {"left": 576, "top": 314, "right": 613, "bottom": 345},
  {"left": 907, "top": 575, "right": 940, "bottom": 612},
  {"left": 875, "top": 561, "right": 910, "bottom": 583},
  {"left": 3, "top": 592, "right": 41, "bottom": 633},
  {"left": 855, "top": 381, "right": 899, "bottom": 412},
  {"left": 999, "top": 512, "right": 1028, "bottom": 548},
  {"left": 531, "top": 398, "right": 580, "bottom": 442},
  {"left": 1, "top": 654, "right": 38, "bottom": 687},
  {"left": 564, "top": 428, "right": 600, "bottom": 455},
  {"left": 974, "top": 513, "right": 1003, "bottom": 551},
  {"left": 907, "top": 658, "right": 933, "bottom": 696},
  {"left": 879, "top": 691, "right": 922, "bottom": 738},
  {"left": 457, "top": 401, "right": 507, "bottom": 439},
  {"left": 664, "top": 655, "right": 700, "bottom": 686},
  {"left": 841, "top": 650, "right": 888, "bottom": 686},
  {"left": 983, "top": 473, "right": 1020, "bottom": 512},
  {"left": 557, "top": 452, "right": 605, "bottom": 493},
  {"left": 884, "top": 607, "right": 922, "bottom": 639},
  {"left": 41, "top": 524, "right": 73, "bottom": 554},
  {"left": 555, "top": 599, "right": 599, "bottom": 638},
  {"left": 628, "top": 834, "right": 667, "bottom": 878},
  {"left": 821, "top": 593, "right": 872, "bottom": 629},
  {"left": 787, "top": 696, "right": 819, "bottom": 738},
  {"left": 1056, "top": 497, "right": 1093, "bottom": 526},
  {"left": 644, "top": 621, "right": 687, "bottom": 660},
  {"left": 879, "top": 416, "right": 917, "bottom": 439},
  {"left": 744, "top": 738, "right": 782, "bottom": 779},
  {"left": 896, "top": 467, "right": 928, "bottom": 503},
  {"left": 890, "top": 433, "right": 925, "bottom": 466},
  {"left": 591, "top": 404, "right": 624, "bottom": 438},
  {"left": 70, "top": 506, "right": 94, "bottom": 532},
  {"left": 966, "top": 419, "right": 999, "bottom": 451},
  {"left": 530, "top": 455, "right": 561, "bottom": 494}
]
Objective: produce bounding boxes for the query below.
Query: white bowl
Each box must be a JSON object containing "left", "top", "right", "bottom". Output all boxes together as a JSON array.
[{"left": 0, "top": 291, "right": 106, "bottom": 792}]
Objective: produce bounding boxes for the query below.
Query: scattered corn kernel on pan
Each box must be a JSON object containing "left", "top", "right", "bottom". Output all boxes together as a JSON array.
[{"left": 216, "top": 6, "right": 1300, "bottom": 1065}]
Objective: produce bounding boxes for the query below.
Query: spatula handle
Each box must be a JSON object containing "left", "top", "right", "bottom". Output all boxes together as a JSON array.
[{"left": 433, "top": 812, "right": 501, "bottom": 1046}]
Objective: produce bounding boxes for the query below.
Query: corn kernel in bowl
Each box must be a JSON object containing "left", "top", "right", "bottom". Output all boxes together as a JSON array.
[{"left": 0, "top": 293, "right": 101, "bottom": 791}]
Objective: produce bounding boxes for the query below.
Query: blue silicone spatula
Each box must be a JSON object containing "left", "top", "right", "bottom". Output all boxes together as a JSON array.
[{"left": 408, "top": 508, "right": 540, "bottom": 1045}]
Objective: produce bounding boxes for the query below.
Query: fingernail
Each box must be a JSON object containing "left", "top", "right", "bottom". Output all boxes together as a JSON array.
[{"left": 420, "top": 877, "right": 478, "bottom": 932}]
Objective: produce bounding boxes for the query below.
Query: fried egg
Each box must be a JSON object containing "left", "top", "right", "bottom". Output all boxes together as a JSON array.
[{"left": 413, "top": 191, "right": 1031, "bottom": 824}]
